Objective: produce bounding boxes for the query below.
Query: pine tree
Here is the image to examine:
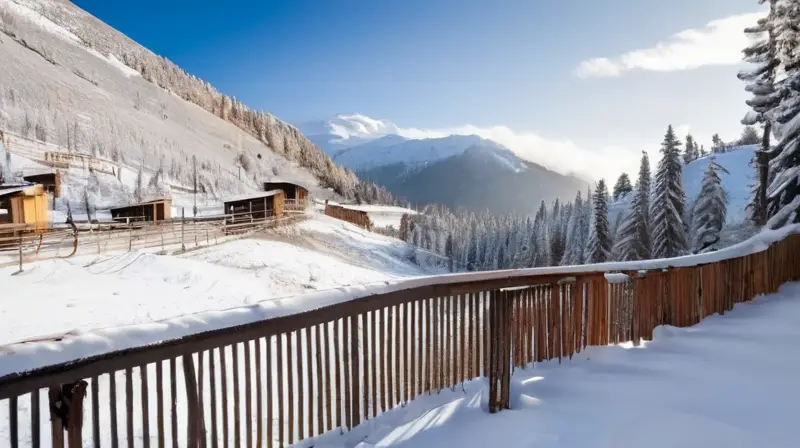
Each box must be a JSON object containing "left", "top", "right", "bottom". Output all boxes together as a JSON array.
[
  {"left": 561, "top": 190, "right": 588, "bottom": 265},
  {"left": 711, "top": 134, "right": 726, "bottom": 153},
  {"left": 612, "top": 173, "right": 633, "bottom": 201},
  {"left": 613, "top": 151, "right": 652, "bottom": 261},
  {"left": 739, "top": 126, "right": 762, "bottom": 145},
  {"left": 586, "top": 180, "right": 612, "bottom": 263},
  {"left": 683, "top": 134, "right": 699, "bottom": 164},
  {"left": 652, "top": 125, "right": 690, "bottom": 258},
  {"left": 549, "top": 200, "right": 566, "bottom": 264},
  {"left": 530, "top": 201, "right": 550, "bottom": 266},
  {"left": 445, "top": 232, "right": 455, "bottom": 272},
  {"left": 691, "top": 156, "right": 729, "bottom": 252},
  {"left": 766, "top": 0, "right": 800, "bottom": 227}
]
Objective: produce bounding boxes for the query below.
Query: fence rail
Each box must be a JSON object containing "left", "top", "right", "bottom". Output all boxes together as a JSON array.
[
  {"left": 1, "top": 232, "right": 799, "bottom": 447},
  {"left": 0, "top": 211, "right": 301, "bottom": 268}
]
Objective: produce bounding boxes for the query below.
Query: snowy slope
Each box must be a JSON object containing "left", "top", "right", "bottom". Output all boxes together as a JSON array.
[
  {"left": 683, "top": 145, "right": 757, "bottom": 224},
  {"left": 610, "top": 145, "right": 757, "bottom": 229},
  {"left": 0, "top": 0, "right": 342, "bottom": 206},
  {"left": 309, "top": 282, "right": 800, "bottom": 448},
  {"left": 332, "top": 134, "right": 526, "bottom": 172},
  {"left": 0, "top": 214, "right": 443, "bottom": 345}
]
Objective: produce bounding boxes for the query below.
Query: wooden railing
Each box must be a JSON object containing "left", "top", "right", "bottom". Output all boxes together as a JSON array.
[
  {"left": 1, "top": 232, "right": 799, "bottom": 447},
  {"left": 0, "top": 211, "right": 302, "bottom": 268}
]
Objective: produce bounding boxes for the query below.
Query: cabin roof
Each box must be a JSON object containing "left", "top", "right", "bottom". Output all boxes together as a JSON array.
[{"left": 223, "top": 189, "right": 283, "bottom": 204}]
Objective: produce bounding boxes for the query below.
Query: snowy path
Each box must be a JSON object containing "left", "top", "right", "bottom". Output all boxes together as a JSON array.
[
  {"left": 308, "top": 283, "right": 800, "bottom": 448},
  {"left": 0, "top": 215, "right": 442, "bottom": 345}
]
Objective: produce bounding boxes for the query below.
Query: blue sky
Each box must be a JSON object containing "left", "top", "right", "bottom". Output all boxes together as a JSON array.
[{"left": 74, "top": 0, "right": 764, "bottom": 180}]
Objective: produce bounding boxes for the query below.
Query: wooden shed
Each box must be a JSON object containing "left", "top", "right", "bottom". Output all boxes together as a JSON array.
[
  {"left": 110, "top": 199, "right": 172, "bottom": 223},
  {"left": 22, "top": 170, "right": 61, "bottom": 198},
  {"left": 223, "top": 190, "right": 284, "bottom": 225},
  {"left": 263, "top": 180, "right": 309, "bottom": 211},
  {"left": 0, "top": 184, "right": 49, "bottom": 230}
]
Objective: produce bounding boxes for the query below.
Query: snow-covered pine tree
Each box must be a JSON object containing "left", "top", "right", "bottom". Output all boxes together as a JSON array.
[
  {"left": 549, "top": 200, "right": 566, "bottom": 264},
  {"left": 711, "top": 134, "right": 726, "bottom": 153},
  {"left": 739, "top": 126, "right": 762, "bottom": 145},
  {"left": 765, "top": 0, "right": 800, "bottom": 227},
  {"left": 561, "top": 190, "right": 587, "bottom": 265},
  {"left": 652, "top": 125, "right": 690, "bottom": 258},
  {"left": 586, "top": 179, "right": 612, "bottom": 263},
  {"left": 613, "top": 151, "right": 653, "bottom": 261},
  {"left": 530, "top": 201, "right": 550, "bottom": 266},
  {"left": 612, "top": 173, "right": 633, "bottom": 201},
  {"left": 739, "top": 1, "right": 781, "bottom": 226},
  {"left": 683, "top": 134, "right": 699, "bottom": 164},
  {"left": 691, "top": 155, "right": 729, "bottom": 252}
]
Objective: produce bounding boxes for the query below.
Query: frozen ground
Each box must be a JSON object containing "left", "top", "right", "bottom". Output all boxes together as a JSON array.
[
  {"left": 307, "top": 282, "right": 800, "bottom": 448},
  {"left": 0, "top": 214, "right": 442, "bottom": 345}
]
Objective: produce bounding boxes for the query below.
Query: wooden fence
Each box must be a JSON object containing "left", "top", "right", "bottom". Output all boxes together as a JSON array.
[
  {"left": 1, "top": 233, "right": 799, "bottom": 447},
  {"left": 0, "top": 211, "right": 301, "bottom": 268},
  {"left": 324, "top": 203, "right": 372, "bottom": 231}
]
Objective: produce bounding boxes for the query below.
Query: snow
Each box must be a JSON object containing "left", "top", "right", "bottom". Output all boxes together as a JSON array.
[
  {"left": 336, "top": 203, "right": 418, "bottom": 228},
  {"left": 332, "top": 134, "right": 509, "bottom": 172},
  {"left": 321, "top": 283, "right": 800, "bottom": 447},
  {"left": 1, "top": 220, "right": 797, "bottom": 378},
  {"left": 85, "top": 47, "right": 141, "bottom": 78},
  {"left": 0, "top": 214, "right": 446, "bottom": 372},
  {"left": 0, "top": 0, "right": 82, "bottom": 44},
  {"left": 683, "top": 146, "right": 757, "bottom": 225}
]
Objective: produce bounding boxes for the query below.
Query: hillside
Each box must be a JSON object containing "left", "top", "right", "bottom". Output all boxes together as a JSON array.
[
  {"left": 0, "top": 0, "right": 360, "bottom": 208},
  {"left": 609, "top": 145, "right": 757, "bottom": 248},
  {"left": 0, "top": 213, "right": 446, "bottom": 345}
]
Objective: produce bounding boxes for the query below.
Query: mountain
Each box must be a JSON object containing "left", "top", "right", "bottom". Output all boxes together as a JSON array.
[
  {"left": 0, "top": 0, "right": 361, "bottom": 211},
  {"left": 300, "top": 115, "right": 588, "bottom": 215}
]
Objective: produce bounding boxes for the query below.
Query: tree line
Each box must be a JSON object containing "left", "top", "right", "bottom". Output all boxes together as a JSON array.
[{"left": 397, "top": 124, "right": 733, "bottom": 271}]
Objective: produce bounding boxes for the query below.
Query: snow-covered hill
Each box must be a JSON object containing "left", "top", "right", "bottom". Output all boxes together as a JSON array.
[
  {"left": 0, "top": 214, "right": 445, "bottom": 345},
  {"left": 0, "top": 0, "right": 353, "bottom": 208},
  {"left": 610, "top": 145, "right": 757, "bottom": 238}
]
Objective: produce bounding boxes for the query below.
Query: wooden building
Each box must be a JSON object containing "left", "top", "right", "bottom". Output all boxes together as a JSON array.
[
  {"left": 222, "top": 190, "right": 285, "bottom": 225},
  {"left": 263, "top": 180, "right": 309, "bottom": 210},
  {"left": 110, "top": 199, "right": 172, "bottom": 223},
  {"left": 22, "top": 170, "right": 61, "bottom": 198},
  {"left": 324, "top": 202, "right": 372, "bottom": 231},
  {"left": 0, "top": 184, "right": 49, "bottom": 230}
]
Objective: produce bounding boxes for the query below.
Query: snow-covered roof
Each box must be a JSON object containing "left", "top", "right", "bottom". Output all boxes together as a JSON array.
[
  {"left": 223, "top": 189, "right": 283, "bottom": 204},
  {"left": 263, "top": 179, "right": 311, "bottom": 190},
  {"left": 0, "top": 186, "right": 29, "bottom": 198}
]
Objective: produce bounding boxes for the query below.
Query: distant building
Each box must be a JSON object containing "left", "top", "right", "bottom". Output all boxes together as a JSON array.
[
  {"left": 0, "top": 184, "right": 49, "bottom": 230},
  {"left": 263, "top": 180, "right": 309, "bottom": 211},
  {"left": 222, "top": 190, "right": 285, "bottom": 225},
  {"left": 110, "top": 199, "right": 172, "bottom": 223}
]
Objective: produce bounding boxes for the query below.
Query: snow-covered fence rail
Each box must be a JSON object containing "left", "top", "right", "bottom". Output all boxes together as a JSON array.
[{"left": 2, "top": 228, "right": 800, "bottom": 447}]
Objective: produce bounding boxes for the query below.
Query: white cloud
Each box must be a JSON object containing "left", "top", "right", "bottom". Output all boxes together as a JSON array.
[
  {"left": 328, "top": 114, "right": 643, "bottom": 183},
  {"left": 575, "top": 11, "right": 766, "bottom": 78}
]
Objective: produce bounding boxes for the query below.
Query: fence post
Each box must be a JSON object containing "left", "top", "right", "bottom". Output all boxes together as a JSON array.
[
  {"left": 183, "top": 353, "right": 206, "bottom": 447},
  {"left": 487, "top": 289, "right": 513, "bottom": 413},
  {"left": 181, "top": 208, "right": 186, "bottom": 252},
  {"left": 18, "top": 235, "right": 23, "bottom": 272}
]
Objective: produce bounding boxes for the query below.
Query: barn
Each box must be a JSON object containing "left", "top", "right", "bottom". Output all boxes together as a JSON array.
[
  {"left": 222, "top": 190, "right": 285, "bottom": 225},
  {"left": 110, "top": 199, "right": 172, "bottom": 223},
  {"left": 0, "top": 184, "right": 49, "bottom": 230},
  {"left": 263, "top": 180, "right": 309, "bottom": 211}
]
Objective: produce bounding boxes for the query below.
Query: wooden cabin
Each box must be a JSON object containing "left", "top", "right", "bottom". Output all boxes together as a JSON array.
[
  {"left": 222, "top": 190, "right": 284, "bottom": 225},
  {"left": 110, "top": 199, "right": 172, "bottom": 223},
  {"left": 22, "top": 170, "right": 60, "bottom": 198},
  {"left": 0, "top": 184, "right": 49, "bottom": 230},
  {"left": 263, "top": 180, "right": 309, "bottom": 210}
]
